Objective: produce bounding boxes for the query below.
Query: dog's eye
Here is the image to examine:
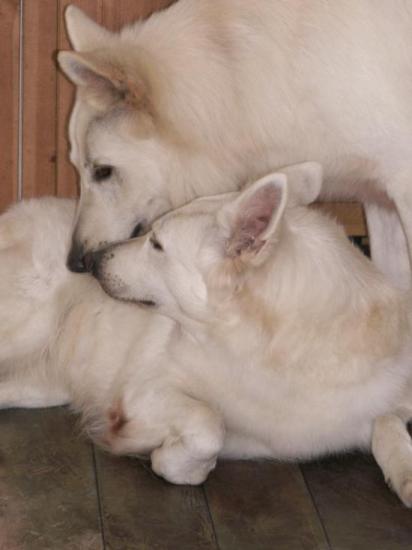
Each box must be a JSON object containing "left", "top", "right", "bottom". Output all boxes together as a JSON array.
[
  {"left": 130, "top": 223, "right": 145, "bottom": 239},
  {"left": 150, "top": 235, "right": 163, "bottom": 251},
  {"left": 93, "top": 165, "right": 113, "bottom": 182}
]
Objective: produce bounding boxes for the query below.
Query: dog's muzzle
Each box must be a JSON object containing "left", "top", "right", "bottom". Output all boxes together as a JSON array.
[
  {"left": 89, "top": 248, "right": 108, "bottom": 279},
  {"left": 67, "top": 242, "right": 96, "bottom": 273}
]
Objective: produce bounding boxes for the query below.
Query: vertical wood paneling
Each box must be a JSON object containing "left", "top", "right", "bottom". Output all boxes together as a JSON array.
[
  {"left": 0, "top": 0, "right": 20, "bottom": 212},
  {"left": 56, "top": 0, "right": 103, "bottom": 199},
  {"left": 22, "top": 0, "right": 58, "bottom": 199}
]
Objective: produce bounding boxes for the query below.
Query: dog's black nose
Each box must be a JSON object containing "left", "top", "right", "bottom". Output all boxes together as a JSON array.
[
  {"left": 90, "top": 249, "right": 107, "bottom": 279},
  {"left": 83, "top": 252, "right": 96, "bottom": 273},
  {"left": 67, "top": 243, "right": 90, "bottom": 273}
]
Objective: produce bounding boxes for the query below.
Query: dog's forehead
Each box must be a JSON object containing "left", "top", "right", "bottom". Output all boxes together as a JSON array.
[
  {"left": 87, "top": 116, "right": 128, "bottom": 156},
  {"left": 153, "top": 194, "right": 231, "bottom": 249},
  {"left": 153, "top": 210, "right": 216, "bottom": 253},
  {"left": 86, "top": 117, "right": 160, "bottom": 173}
]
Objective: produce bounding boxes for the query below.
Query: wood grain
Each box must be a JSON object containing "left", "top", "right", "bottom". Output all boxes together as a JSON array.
[
  {"left": 0, "top": 0, "right": 20, "bottom": 212},
  {"left": 22, "top": 0, "right": 58, "bottom": 199},
  {"left": 0, "top": 408, "right": 102, "bottom": 550},
  {"left": 205, "top": 460, "right": 329, "bottom": 550},
  {"left": 95, "top": 451, "right": 217, "bottom": 550},
  {"left": 302, "top": 453, "right": 412, "bottom": 550}
]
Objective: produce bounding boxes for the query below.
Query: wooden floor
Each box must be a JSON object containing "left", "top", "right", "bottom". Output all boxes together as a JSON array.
[{"left": 1, "top": 408, "right": 411, "bottom": 549}]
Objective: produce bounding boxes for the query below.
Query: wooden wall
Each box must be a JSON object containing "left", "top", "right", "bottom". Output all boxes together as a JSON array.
[{"left": 0, "top": 0, "right": 175, "bottom": 213}]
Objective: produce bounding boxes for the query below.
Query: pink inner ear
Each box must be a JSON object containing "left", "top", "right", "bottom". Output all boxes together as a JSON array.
[{"left": 230, "top": 184, "right": 282, "bottom": 256}]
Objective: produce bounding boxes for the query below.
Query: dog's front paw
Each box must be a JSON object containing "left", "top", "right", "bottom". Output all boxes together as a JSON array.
[{"left": 151, "top": 447, "right": 216, "bottom": 485}]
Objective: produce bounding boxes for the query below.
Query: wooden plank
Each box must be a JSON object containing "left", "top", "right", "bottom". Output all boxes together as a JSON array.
[
  {"left": 0, "top": 0, "right": 20, "bottom": 211},
  {"left": 0, "top": 407, "right": 102, "bottom": 550},
  {"left": 302, "top": 453, "right": 412, "bottom": 550},
  {"left": 204, "top": 460, "right": 329, "bottom": 550},
  {"left": 22, "top": 0, "right": 58, "bottom": 199},
  {"left": 313, "top": 202, "right": 367, "bottom": 237},
  {"left": 56, "top": 0, "right": 103, "bottom": 199},
  {"left": 95, "top": 451, "right": 218, "bottom": 549}
]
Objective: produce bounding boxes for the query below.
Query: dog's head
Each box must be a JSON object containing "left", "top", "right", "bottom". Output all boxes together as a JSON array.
[
  {"left": 58, "top": 6, "right": 200, "bottom": 273},
  {"left": 93, "top": 162, "right": 322, "bottom": 324}
]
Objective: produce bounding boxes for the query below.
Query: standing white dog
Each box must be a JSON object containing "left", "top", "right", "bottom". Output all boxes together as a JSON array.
[
  {"left": 2, "top": 163, "right": 411, "bottom": 505},
  {"left": 58, "top": 1, "right": 412, "bottom": 288}
]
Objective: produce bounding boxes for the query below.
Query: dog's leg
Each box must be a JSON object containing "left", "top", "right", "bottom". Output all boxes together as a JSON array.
[
  {"left": 150, "top": 396, "right": 225, "bottom": 485},
  {"left": 101, "top": 391, "right": 225, "bottom": 485},
  {"left": 372, "top": 403, "right": 412, "bottom": 507},
  {"left": 0, "top": 372, "right": 69, "bottom": 409},
  {"left": 364, "top": 203, "right": 411, "bottom": 290}
]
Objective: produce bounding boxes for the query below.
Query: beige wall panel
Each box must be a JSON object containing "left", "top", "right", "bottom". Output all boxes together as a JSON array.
[
  {"left": 22, "top": 0, "right": 58, "bottom": 199},
  {"left": 0, "top": 0, "right": 20, "bottom": 211}
]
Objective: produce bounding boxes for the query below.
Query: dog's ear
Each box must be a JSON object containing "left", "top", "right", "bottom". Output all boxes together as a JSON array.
[
  {"left": 58, "top": 51, "right": 121, "bottom": 109},
  {"left": 281, "top": 161, "right": 323, "bottom": 206},
  {"left": 64, "top": 5, "right": 111, "bottom": 51},
  {"left": 58, "top": 51, "right": 147, "bottom": 111},
  {"left": 219, "top": 173, "right": 287, "bottom": 262}
]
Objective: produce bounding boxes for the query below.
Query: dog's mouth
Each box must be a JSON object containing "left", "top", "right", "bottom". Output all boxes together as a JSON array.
[
  {"left": 103, "top": 286, "right": 158, "bottom": 309},
  {"left": 136, "top": 299, "right": 157, "bottom": 308},
  {"left": 95, "top": 267, "right": 158, "bottom": 309}
]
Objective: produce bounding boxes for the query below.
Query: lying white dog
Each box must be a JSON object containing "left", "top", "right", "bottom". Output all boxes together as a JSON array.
[
  {"left": 58, "top": 1, "right": 412, "bottom": 289},
  {"left": 2, "top": 163, "right": 411, "bottom": 505}
]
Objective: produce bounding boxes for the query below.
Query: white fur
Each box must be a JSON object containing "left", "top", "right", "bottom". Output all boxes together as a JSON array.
[
  {"left": 2, "top": 164, "right": 412, "bottom": 505},
  {"left": 59, "top": 1, "right": 412, "bottom": 284}
]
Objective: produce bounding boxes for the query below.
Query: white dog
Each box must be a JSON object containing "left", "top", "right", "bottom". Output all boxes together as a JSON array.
[
  {"left": 58, "top": 1, "right": 412, "bottom": 289},
  {"left": 2, "top": 163, "right": 411, "bottom": 505}
]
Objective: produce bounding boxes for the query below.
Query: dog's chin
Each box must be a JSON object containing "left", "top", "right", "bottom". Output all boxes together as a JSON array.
[
  {"left": 95, "top": 272, "right": 159, "bottom": 309},
  {"left": 98, "top": 277, "right": 158, "bottom": 309},
  {"left": 97, "top": 275, "right": 128, "bottom": 301}
]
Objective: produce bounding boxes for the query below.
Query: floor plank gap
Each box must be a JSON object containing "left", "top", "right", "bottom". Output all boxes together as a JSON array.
[
  {"left": 300, "top": 465, "right": 333, "bottom": 550},
  {"left": 92, "top": 443, "right": 107, "bottom": 550}
]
